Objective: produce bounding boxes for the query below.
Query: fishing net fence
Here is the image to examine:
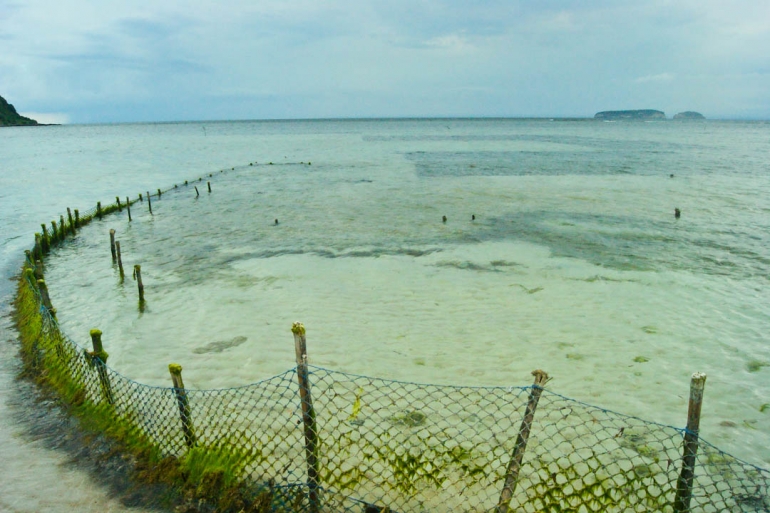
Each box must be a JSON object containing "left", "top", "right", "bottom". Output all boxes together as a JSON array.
[{"left": 17, "top": 170, "right": 770, "bottom": 513}]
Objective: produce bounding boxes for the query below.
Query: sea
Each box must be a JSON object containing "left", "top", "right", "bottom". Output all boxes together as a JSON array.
[{"left": 1, "top": 118, "right": 768, "bottom": 511}]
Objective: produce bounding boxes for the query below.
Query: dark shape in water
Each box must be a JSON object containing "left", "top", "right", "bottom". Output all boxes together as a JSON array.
[
  {"left": 192, "top": 336, "right": 248, "bottom": 354},
  {"left": 675, "top": 208, "right": 681, "bottom": 219},
  {"left": 442, "top": 215, "right": 447, "bottom": 223}
]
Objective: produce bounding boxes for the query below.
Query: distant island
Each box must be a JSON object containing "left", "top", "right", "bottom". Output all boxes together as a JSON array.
[
  {"left": 673, "top": 111, "right": 705, "bottom": 120},
  {"left": 0, "top": 95, "right": 39, "bottom": 126},
  {"left": 594, "top": 109, "right": 666, "bottom": 120}
]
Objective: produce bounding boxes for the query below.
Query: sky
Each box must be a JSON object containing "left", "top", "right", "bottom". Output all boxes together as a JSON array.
[{"left": 1, "top": 0, "right": 769, "bottom": 123}]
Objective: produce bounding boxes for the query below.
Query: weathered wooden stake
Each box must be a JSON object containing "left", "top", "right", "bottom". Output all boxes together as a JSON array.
[
  {"left": 34, "top": 233, "right": 43, "bottom": 261},
  {"left": 292, "top": 322, "right": 320, "bottom": 513},
  {"left": 51, "top": 220, "right": 59, "bottom": 243},
  {"left": 97, "top": 201, "right": 102, "bottom": 219},
  {"left": 496, "top": 369, "right": 550, "bottom": 513},
  {"left": 24, "top": 249, "right": 32, "bottom": 266},
  {"left": 109, "top": 229, "right": 117, "bottom": 260},
  {"left": 194, "top": 186, "right": 200, "bottom": 197},
  {"left": 673, "top": 373, "right": 707, "bottom": 513},
  {"left": 74, "top": 209, "right": 80, "bottom": 228},
  {"left": 67, "top": 208, "right": 75, "bottom": 234},
  {"left": 115, "top": 241, "right": 124, "bottom": 279},
  {"left": 34, "top": 259, "right": 44, "bottom": 280},
  {"left": 60, "top": 215, "right": 66, "bottom": 238},
  {"left": 133, "top": 264, "right": 145, "bottom": 302},
  {"left": 147, "top": 191, "right": 153, "bottom": 215},
  {"left": 116, "top": 196, "right": 122, "bottom": 212},
  {"left": 40, "top": 224, "right": 50, "bottom": 253},
  {"left": 207, "top": 181, "right": 211, "bottom": 193},
  {"left": 169, "top": 364, "right": 196, "bottom": 447},
  {"left": 157, "top": 188, "right": 162, "bottom": 197},
  {"left": 37, "top": 279, "right": 55, "bottom": 318},
  {"left": 126, "top": 197, "right": 132, "bottom": 222},
  {"left": 89, "top": 329, "right": 114, "bottom": 405}
]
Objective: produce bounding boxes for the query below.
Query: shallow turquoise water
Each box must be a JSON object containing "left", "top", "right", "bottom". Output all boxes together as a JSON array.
[{"left": 2, "top": 119, "right": 769, "bottom": 496}]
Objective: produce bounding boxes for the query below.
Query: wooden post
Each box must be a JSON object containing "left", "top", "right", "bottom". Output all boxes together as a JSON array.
[
  {"left": 673, "top": 373, "right": 707, "bottom": 513},
  {"left": 89, "top": 329, "right": 114, "bottom": 405},
  {"left": 496, "top": 370, "right": 550, "bottom": 513},
  {"left": 67, "top": 208, "right": 75, "bottom": 234},
  {"left": 97, "top": 201, "right": 102, "bottom": 219},
  {"left": 157, "top": 188, "right": 162, "bottom": 197},
  {"left": 207, "top": 181, "right": 211, "bottom": 193},
  {"left": 109, "top": 229, "right": 117, "bottom": 260},
  {"left": 147, "top": 191, "right": 153, "bottom": 215},
  {"left": 133, "top": 265, "right": 145, "bottom": 302},
  {"left": 34, "top": 233, "right": 43, "bottom": 261},
  {"left": 34, "top": 259, "right": 44, "bottom": 280},
  {"left": 292, "top": 322, "right": 320, "bottom": 513},
  {"left": 24, "top": 249, "right": 32, "bottom": 266},
  {"left": 74, "top": 209, "right": 80, "bottom": 228},
  {"left": 169, "top": 364, "right": 196, "bottom": 447},
  {"left": 126, "top": 197, "right": 132, "bottom": 222},
  {"left": 116, "top": 196, "right": 122, "bottom": 212},
  {"left": 60, "top": 215, "right": 66, "bottom": 239},
  {"left": 194, "top": 186, "right": 200, "bottom": 197},
  {"left": 37, "top": 279, "right": 55, "bottom": 318},
  {"left": 115, "top": 241, "right": 124, "bottom": 279},
  {"left": 51, "top": 220, "right": 59, "bottom": 244},
  {"left": 40, "top": 224, "right": 50, "bottom": 253}
]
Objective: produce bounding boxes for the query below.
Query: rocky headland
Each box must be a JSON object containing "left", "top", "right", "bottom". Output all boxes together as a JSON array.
[
  {"left": 673, "top": 111, "right": 705, "bottom": 120},
  {"left": 0, "top": 95, "right": 39, "bottom": 126}
]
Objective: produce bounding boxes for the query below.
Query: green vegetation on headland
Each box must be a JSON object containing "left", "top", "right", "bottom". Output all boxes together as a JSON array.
[
  {"left": 0, "top": 94, "right": 39, "bottom": 126},
  {"left": 594, "top": 109, "right": 666, "bottom": 120}
]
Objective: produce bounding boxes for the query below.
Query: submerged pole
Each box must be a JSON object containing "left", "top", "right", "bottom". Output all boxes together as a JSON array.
[
  {"left": 673, "top": 372, "right": 707, "bottom": 513},
  {"left": 89, "top": 329, "right": 114, "bottom": 405},
  {"left": 293, "top": 322, "right": 320, "bottom": 513},
  {"left": 496, "top": 370, "right": 550, "bottom": 513},
  {"left": 109, "top": 229, "right": 117, "bottom": 261},
  {"left": 169, "top": 364, "right": 196, "bottom": 448},
  {"left": 126, "top": 197, "right": 132, "bottom": 222},
  {"left": 194, "top": 186, "right": 199, "bottom": 197},
  {"left": 147, "top": 191, "right": 152, "bottom": 215},
  {"left": 115, "top": 241, "right": 124, "bottom": 279},
  {"left": 133, "top": 264, "right": 145, "bottom": 302},
  {"left": 207, "top": 181, "right": 211, "bottom": 193},
  {"left": 116, "top": 196, "right": 122, "bottom": 212}
]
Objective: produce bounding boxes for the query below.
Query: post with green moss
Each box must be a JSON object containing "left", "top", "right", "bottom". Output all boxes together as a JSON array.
[
  {"left": 33, "top": 233, "right": 43, "bottom": 261},
  {"left": 110, "top": 229, "right": 117, "bottom": 261},
  {"left": 74, "top": 209, "right": 80, "bottom": 228},
  {"left": 34, "top": 259, "right": 44, "bottom": 281},
  {"left": 67, "top": 208, "right": 75, "bottom": 234},
  {"left": 673, "top": 372, "right": 707, "bottom": 513},
  {"left": 97, "top": 201, "right": 102, "bottom": 220},
  {"left": 126, "top": 197, "right": 132, "bottom": 222},
  {"left": 292, "top": 322, "right": 320, "bottom": 513},
  {"left": 496, "top": 369, "right": 550, "bottom": 513},
  {"left": 60, "top": 215, "right": 66, "bottom": 239},
  {"left": 89, "top": 329, "right": 114, "bottom": 405},
  {"left": 169, "top": 364, "right": 196, "bottom": 448},
  {"left": 51, "top": 220, "right": 59, "bottom": 244},
  {"left": 133, "top": 265, "right": 145, "bottom": 302},
  {"left": 40, "top": 224, "right": 50, "bottom": 253}
]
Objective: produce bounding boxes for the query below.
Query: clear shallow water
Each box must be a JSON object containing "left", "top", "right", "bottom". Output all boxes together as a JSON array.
[{"left": 2, "top": 119, "right": 770, "bottom": 505}]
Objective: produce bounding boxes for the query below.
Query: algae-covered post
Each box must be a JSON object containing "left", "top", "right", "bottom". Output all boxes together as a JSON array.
[
  {"left": 97, "top": 201, "right": 102, "bottom": 219},
  {"left": 74, "top": 209, "right": 80, "bottom": 228},
  {"left": 207, "top": 181, "right": 211, "bottom": 193},
  {"left": 169, "top": 364, "right": 196, "bottom": 448},
  {"left": 33, "top": 233, "right": 43, "bottom": 261},
  {"left": 292, "top": 322, "right": 320, "bottom": 513},
  {"left": 89, "top": 329, "right": 114, "bottom": 405},
  {"left": 126, "top": 197, "right": 132, "bottom": 222},
  {"left": 67, "top": 208, "right": 75, "bottom": 234},
  {"left": 115, "top": 241, "right": 124, "bottom": 279},
  {"left": 59, "top": 216, "right": 67, "bottom": 240},
  {"left": 34, "top": 259, "right": 44, "bottom": 281},
  {"left": 133, "top": 264, "right": 145, "bottom": 302},
  {"left": 674, "top": 372, "right": 707, "bottom": 513},
  {"left": 51, "top": 220, "right": 59, "bottom": 244},
  {"left": 147, "top": 191, "right": 153, "bottom": 215},
  {"left": 109, "top": 229, "right": 117, "bottom": 261},
  {"left": 40, "top": 224, "right": 50, "bottom": 254},
  {"left": 496, "top": 369, "right": 550, "bottom": 513}
]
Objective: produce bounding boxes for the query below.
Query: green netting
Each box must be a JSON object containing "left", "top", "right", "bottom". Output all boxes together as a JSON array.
[{"left": 16, "top": 168, "right": 770, "bottom": 513}]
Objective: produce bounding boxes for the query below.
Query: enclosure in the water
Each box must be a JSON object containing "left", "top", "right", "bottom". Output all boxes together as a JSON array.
[{"left": 16, "top": 165, "right": 770, "bottom": 512}]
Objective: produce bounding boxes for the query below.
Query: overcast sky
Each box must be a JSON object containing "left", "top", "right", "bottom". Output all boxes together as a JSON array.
[{"left": 1, "top": 0, "right": 769, "bottom": 123}]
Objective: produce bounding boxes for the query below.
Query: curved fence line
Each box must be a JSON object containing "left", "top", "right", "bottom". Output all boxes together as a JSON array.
[{"left": 16, "top": 164, "right": 770, "bottom": 512}]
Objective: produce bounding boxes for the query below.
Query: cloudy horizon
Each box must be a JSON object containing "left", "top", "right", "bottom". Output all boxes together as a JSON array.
[{"left": 2, "top": 0, "right": 769, "bottom": 123}]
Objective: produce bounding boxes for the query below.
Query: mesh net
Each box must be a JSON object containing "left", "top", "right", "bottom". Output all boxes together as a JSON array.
[{"left": 17, "top": 183, "right": 770, "bottom": 512}]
